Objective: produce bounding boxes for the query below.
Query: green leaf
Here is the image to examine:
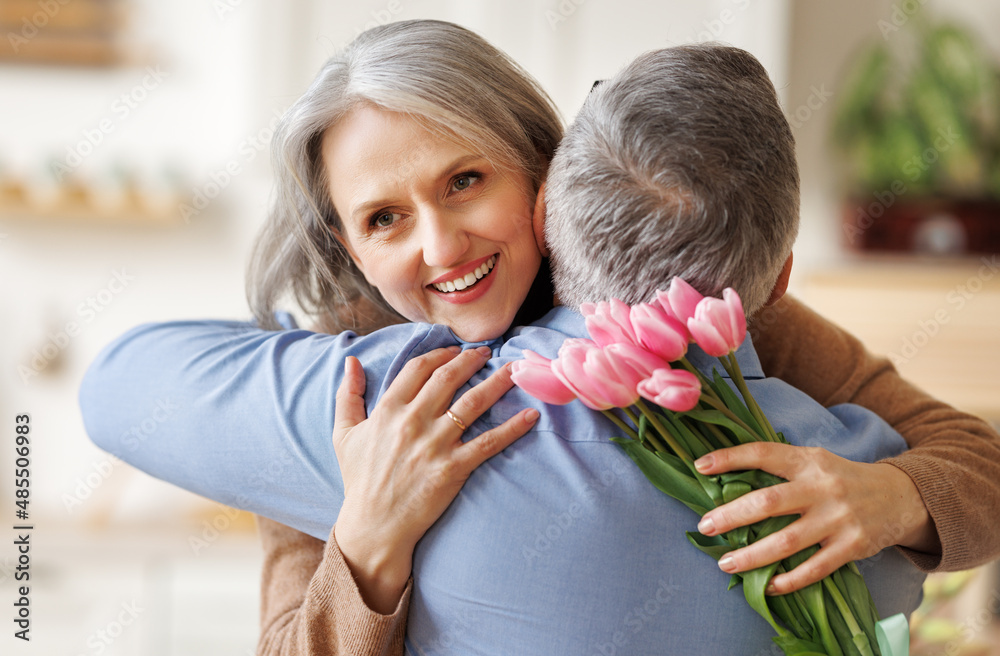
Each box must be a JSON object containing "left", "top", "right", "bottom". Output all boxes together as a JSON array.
[
  {"left": 727, "top": 573, "right": 742, "bottom": 591},
  {"left": 709, "top": 369, "right": 763, "bottom": 436},
  {"left": 768, "top": 589, "right": 813, "bottom": 639},
  {"left": 722, "top": 480, "right": 752, "bottom": 504},
  {"left": 772, "top": 633, "right": 829, "bottom": 656},
  {"left": 610, "top": 438, "right": 712, "bottom": 515},
  {"left": 685, "top": 531, "right": 733, "bottom": 561},
  {"left": 840, "top": 564, "right": 880, "bottom": 646},
  {"left": 743, "top": 561, "right": 788, "bottom": 636},
  {"left": 836, "top": 565, "right": 879, "bottom": 651},
  {"left": 826, "top": 590, "right": 865, "bottom": 656},
  {"left": 681, "top": 409, "right": 760, "bottom": 445},
  {"left": 800, "top": 580, "right": 844, "bottom": 656},
  {"left": 664, "top": 412, "right": 712, "bottom": 460},
  {"left": 719, "top": 469, "right": 786, "bottom": 490}
]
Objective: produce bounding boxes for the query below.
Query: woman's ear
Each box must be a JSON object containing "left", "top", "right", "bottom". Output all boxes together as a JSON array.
[
  {"left": 763, "top": 252, "right": 793, "bottom": 307},
  {"left": 330, "top": 226, "right": 367, "bottom": 278},
  {"left": 532, "top": 181, "right": 549, "bottom": 258}
]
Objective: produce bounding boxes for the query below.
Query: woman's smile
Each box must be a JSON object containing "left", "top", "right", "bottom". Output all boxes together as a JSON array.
[{"left": 322, "top": 105, "right": 542, "bottom": 342}]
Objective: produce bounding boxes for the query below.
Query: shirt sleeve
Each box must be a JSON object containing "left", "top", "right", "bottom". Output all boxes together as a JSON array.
[
  {"left": 256, "top": 516, "right": 408, "bottom": 656},
  {"left": 78, "top": 318, "right": 439, "bottom": 540},
  {"left": 753, "top": 294, "right": 1000, "bottom": 572}
]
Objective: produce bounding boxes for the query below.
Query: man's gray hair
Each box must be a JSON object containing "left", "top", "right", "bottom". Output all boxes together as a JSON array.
[{"left": 545, "top": 44, "right": 799, "bottom": 317}]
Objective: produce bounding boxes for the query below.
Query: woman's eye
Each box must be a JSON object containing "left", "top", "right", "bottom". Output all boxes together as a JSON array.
[
  {"left": 373, "top": 212, "right": 400, "bottom": 228},
  {"left": 451, "top": 173, "right": 479, "bottom": 192}
]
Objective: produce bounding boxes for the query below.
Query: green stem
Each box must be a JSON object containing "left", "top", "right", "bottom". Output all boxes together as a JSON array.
[
  {"left": 601, "top": 409, "right": 640, "bottom": 442},
  {"left": 703, "top": 420, "right": 735, "bottom": 448},
  {"left": 822, "top": 577, "right": 874, "bottom": 656},
  {"left": 724, "top": 353, "right": 779, "bottom": 442},
  {"left": 678, "top": 356, "right": 720, "bottom": 402},
  {"left": 634, "top": 398, "right": 692, "bottom": 462},
  {"left": 699, "top": 394, "right": 765, "bottom": 442}
]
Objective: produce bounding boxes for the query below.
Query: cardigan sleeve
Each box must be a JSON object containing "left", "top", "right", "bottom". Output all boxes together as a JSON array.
[
  {"left": 256, "top": 517, "right": 409, "bottom": 656},
  {"left": 752, "top": 294, "right": 1000, "bottom": 572}
]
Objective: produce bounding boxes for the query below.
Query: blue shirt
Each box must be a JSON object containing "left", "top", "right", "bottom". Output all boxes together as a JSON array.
[{"left": 79, "top": 307, "right": 925, "bottom": 655}]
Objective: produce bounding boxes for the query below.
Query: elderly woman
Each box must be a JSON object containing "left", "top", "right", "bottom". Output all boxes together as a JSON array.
[{"left": 79, "top": 20, "right": 1000, "bottom": 655}]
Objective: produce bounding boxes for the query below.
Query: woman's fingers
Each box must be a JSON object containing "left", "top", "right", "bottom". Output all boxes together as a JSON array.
[
  {"left": 716, "top": 513, "right": 825, "bottom": 576},
  {"left": 333, "top": 356, "right": 369, "bottom": 439},
  {"left": 411, "top": 346, "right": 494, "bottom": 413},
  {"left": 378, "top": 345, "right": 463, "bottom": 405},
  {"left": 694, "top": 441, "right": 816, "bottom": 480},
  {"left": 445, "top": 362, "right": 518, "bottom": 429},
  {"left": 455, "top": 407, "right": 539, "bottom": 472},
  {"left": 765, "top": 541, "right": 857, "bottom": 595},
  {"left": 698, "top": 480, "right": 801, "bottom": 538}
]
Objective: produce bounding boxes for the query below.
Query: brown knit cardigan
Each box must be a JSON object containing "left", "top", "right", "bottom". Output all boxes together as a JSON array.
[{"left": 255, "top": 295, "right": 1000, "bottom": 655}]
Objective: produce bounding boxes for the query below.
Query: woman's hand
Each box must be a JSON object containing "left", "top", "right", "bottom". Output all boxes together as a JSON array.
[
  {"left": 332, "top": 346, "right": 539, "bottom": 613},
  {"left": 692, "top": 442, "right": 939, "bottom": 595}
]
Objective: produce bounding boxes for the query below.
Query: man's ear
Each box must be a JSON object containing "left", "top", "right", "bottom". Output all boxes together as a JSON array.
[
  {"left": 532, "top": 181, "right": 549, "bottom": 257},
  {"left": 764, "top": 252, "right": 793, "bottom": 307}
]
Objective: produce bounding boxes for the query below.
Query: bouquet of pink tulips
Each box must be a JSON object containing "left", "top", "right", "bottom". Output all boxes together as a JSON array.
[{"left": 511, "top": 278, "right": 908, "bottom": 656}]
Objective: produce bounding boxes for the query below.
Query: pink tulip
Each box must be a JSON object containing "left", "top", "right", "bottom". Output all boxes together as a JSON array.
[
  {"left": 686, "top": 288, "right": 747, "bottom": 357},
  {"left": 605, "top": 342, "right": 671, "bottom": 381},
  {"left": 580, "top": 298, "right": 638, "bottom": 348},
  {"left": 552, "top": 340, "right": 638, "bottom": 410},
  {"left": 629, "top": 302, "right": 689, "bottom": 361},
  {"left": 655, "top": 277, "right": 704, "bottom": 326},
  {"left": 637, "top": 368, "right": 702, "bottom": 412},
  {"left": 510, "top": 350, "right": 578, "bottom": 405}
]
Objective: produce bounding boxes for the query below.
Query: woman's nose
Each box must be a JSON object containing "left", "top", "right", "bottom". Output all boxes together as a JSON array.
[{"left": 419, "top": 209, "right": 470, "bottom": 267}]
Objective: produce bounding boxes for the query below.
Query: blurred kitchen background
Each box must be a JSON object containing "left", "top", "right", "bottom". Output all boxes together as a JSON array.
[{"left": 1, "top": 0, "right": 999, "bottom": 654}]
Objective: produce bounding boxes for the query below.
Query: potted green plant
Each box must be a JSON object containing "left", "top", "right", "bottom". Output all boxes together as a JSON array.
[{"left": 832, "top": 19, "right": 1000, "bottom": 254}]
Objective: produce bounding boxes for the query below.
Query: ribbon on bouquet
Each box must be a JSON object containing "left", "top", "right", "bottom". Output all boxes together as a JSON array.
[{"left": 875, "top": 613, "right": 909, "bottom": 656}]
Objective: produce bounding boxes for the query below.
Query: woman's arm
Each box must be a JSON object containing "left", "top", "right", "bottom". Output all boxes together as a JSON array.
[
  {"left": 256, "top": 516, "right": 407, "bottom": 656},
  {"left": 696, "top": 294, "right": 1000, "bottom": 593}
]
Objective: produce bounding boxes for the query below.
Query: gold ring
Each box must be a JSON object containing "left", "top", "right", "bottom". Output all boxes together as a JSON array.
[{"left": 445, "top": 409, "right": 468, "bottom": 432}]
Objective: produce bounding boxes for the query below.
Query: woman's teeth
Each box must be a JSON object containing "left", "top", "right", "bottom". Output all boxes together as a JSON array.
[{"left": 432, "top": 255, "right": 497, "bottom": 293}]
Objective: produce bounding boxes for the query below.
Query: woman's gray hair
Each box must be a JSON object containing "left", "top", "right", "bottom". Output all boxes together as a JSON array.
[
  {"left": 545, "top": 44, "right": 799, "bottom": 317},
  {"left": 248, "top": 19, "right": 563, "bottom": 332}
]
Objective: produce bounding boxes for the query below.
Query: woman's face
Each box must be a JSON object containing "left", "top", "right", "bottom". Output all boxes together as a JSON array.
[{"left": 323, "top": 105, "right": 542, "bottom": 342}]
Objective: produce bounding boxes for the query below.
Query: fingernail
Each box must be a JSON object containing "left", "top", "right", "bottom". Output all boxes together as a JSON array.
[
  {"left": 446, "top": 345, "right": 462, "bottom": 353},
  {"left": 694, "top": 455, "right": 714, "bottom": 472},
  {"left": 524, "top": 408, "right": 539, "bottom": 424},
  {"left": 718, "top": 555, "right": 735, "bottom": 572},
  {"left": 766, "top": 583, "right": 777, "bottom": 595},
  {"left": 476, "top": 346, "right": 492, "bottom": 357},
  {"left": 697, "top": 516, "right": 715, "bottom": 535}
]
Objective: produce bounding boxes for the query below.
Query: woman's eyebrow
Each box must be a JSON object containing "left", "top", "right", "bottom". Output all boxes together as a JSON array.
[{"left": 347, "top": 155, "right": 487, "bottom": 220}]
